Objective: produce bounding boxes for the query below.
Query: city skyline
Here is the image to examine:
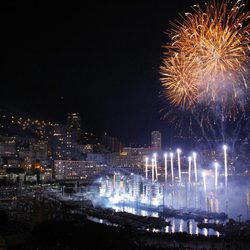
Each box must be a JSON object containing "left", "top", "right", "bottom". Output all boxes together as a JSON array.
[{"left": 0, "top": 1, "right": 197, "bottom": 145}]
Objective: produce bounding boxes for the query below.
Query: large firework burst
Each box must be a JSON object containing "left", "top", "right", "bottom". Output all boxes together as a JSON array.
[{"left": 160, "top": 0, "right": 250, "bottom": 117}]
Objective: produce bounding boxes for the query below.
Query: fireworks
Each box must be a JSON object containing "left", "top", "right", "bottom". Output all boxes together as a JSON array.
[
  {"left": 161, "top": 53, "right": 198, "bottom": 108},
  {"left": 160, "top": 0, "right": 250, "bottom": 116}
]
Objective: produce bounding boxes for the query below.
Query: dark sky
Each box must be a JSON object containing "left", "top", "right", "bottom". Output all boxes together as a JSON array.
[{"left": 0, "top": 1, "right": 196, "bottom": 146}]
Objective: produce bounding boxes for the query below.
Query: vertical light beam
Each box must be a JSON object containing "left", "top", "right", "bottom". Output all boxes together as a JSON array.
[
  {"left": 153, "top": 153, "right": 158, "bottom": 181},
  {"left": 203, "top": 171, "right": 207, "bottom": 194},
  {"left": 214, "top": 162, "right": 218, "bottom": 191},
  {"left": 188, "top": 156, "right": 192, "bottom": 187},
  {"left": 170, "top": 152, "right": 174, "bottom": 184},
  {"left": 113, "top": 173, "right": 116, "bottom": 190},
  {"left": 193, "top": 152, "right": 198, "bottom": 183},
  {"left": 203, "top": 171, "right": 207, "bottom": 211},
  {"left": 151, "top": 158, "right": 154, "bottom": 182},
  {"left": 223, "top": 145, "right": 228, "bottom": 192},
  {"left": 177, "top": 148, "right": 182, "bottom": 182},
  {"left": 164, "top": 153, "right": 168, "bottom": 183},
  {"left": 145, "top": 157, "right": 148, "bottom": 179}
]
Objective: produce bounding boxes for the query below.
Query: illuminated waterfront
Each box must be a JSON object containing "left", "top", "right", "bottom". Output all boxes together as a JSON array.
[
  {"left": 89, "top": 146, "right": 250, "bottom": 236},
  {"left": 90, "top": 173, "right": 250, "bottom": 236}
]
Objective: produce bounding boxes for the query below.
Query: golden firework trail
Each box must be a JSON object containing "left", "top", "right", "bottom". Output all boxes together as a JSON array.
[{"left": 160, "top": 0, "right": 250, "bottom": 116}]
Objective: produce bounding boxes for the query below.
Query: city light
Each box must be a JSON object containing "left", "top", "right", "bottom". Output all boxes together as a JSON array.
[
  {"left": 164, "top": 153, "right": 168, "bottom": 184},
  {"left": 154, "top": 153, "right": 158, "bottom": 181},
  {"left": 177, "top": 148, "right": 182, "bottom": 182},
  {"left": 188, "top": 156, "right": 192, "bottom": 187},
  {"left": 170, "top": 152, "right": 174, "bottom": 184},
  {"left": 94, "top": 144, "right": 244, "bottom": 220},
  {"left": 145, "top": 157, "right": 149, "bottom": 179},
  {"left": 202, "top": 171, "right": 207, "bottom": 194},
  {"left": 95, "top": 142, "right": 248, "bottom": 229},
  {"left": 151, "top": 158, "right": 155, "bottom": 182},
  {"left": 214, "top": 162, "right": 219, "bottom": 191},
  {"left": 193, "top": 152, "right": 198, "bottom": 183},
  {"left": 223, "top": 145, "right": 228, "bottom": 192}
]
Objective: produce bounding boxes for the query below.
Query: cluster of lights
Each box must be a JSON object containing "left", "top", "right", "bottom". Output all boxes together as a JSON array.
[
  {"left": 2, "top": 114, "right": 58, "bottom": 139},
  {"left": 144, "top": 145, "right": 229, "bottom": 193},
  {"left": 97, "top": 145, "right": 232, "bottom": 217},
  {"left": 6, "top": 115, "right": 57, "bottom": 127}
]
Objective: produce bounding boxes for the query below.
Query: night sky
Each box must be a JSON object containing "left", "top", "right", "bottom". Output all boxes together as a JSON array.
[{"left": 0, "top": 1, "right": 197, "bottom": 145}]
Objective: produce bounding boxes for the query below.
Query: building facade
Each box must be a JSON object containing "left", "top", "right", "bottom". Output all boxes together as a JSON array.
[
  {"left": 151, "top": 131, "right": 161, "bottom": 150},
  {"left": 67, "top": 112, "right": 81, "bottom": 142},
  {"left": 54, "top": 160, "right": 102, "bottom": 180}
]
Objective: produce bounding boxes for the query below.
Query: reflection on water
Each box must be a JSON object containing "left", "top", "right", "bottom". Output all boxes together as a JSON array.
[
  {"left": 152, "top": 228, "right": 159, "bottom": 233},
  {"left": 189, "top": 220, "right": 193, "bottom": 234},
  {"left": 111, "top": 205, "right": 219, "bottom": 236},
  {"left": 152, "top": 212, "right": 158, "bottom": 217},
  {"left": 207, "top": 198, "right": 220, "bottom": 213},
  {"left": 87, "top": 216, "right": 113, "bottom": 226},
  {"left": 169, "top": 217, "right": 218, "bottom": 236},
  {"left": 203, "top": 228, "right": 208, "bottom": 237},
  {"left": 172, "top": 219, "right": 175, "bottom": 233},
  {"left": 196, "top": 225, "right": 199, "bottom": 235},
  {"left": 141, "top": 210, "right": 147, "bottom": 216},
  {"left": 179, "top": 219, "right": 183, "bottom": 232}
]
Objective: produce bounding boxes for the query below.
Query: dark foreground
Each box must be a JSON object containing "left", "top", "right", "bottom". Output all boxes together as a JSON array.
[
  {"left": 1, "top": 187, "right": 250, "bottom": 250},
  {"left": 1, "top": 211, "right": 250, "bottom": 250}
]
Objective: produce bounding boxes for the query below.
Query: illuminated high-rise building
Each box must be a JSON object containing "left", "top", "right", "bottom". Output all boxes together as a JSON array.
[
  {"left": 67, "top": 113, "right": 81, "bottom": 144},
  {"left": 151, "top": 131, "right": 161, "bottom": 150},
  {"left": 67, "top": 112, "right": 81, "bottom": 142},
  {"left": 49, "top": 125, "right": 69, "bottom": 160}
]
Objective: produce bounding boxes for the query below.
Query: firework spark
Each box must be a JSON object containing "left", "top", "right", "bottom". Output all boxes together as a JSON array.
[
  {"left": 161, "top": 53, "right": 198, "bottom": 108},
  {"left": 160, "top": 0, "right": 250, "bottom": 117}
]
